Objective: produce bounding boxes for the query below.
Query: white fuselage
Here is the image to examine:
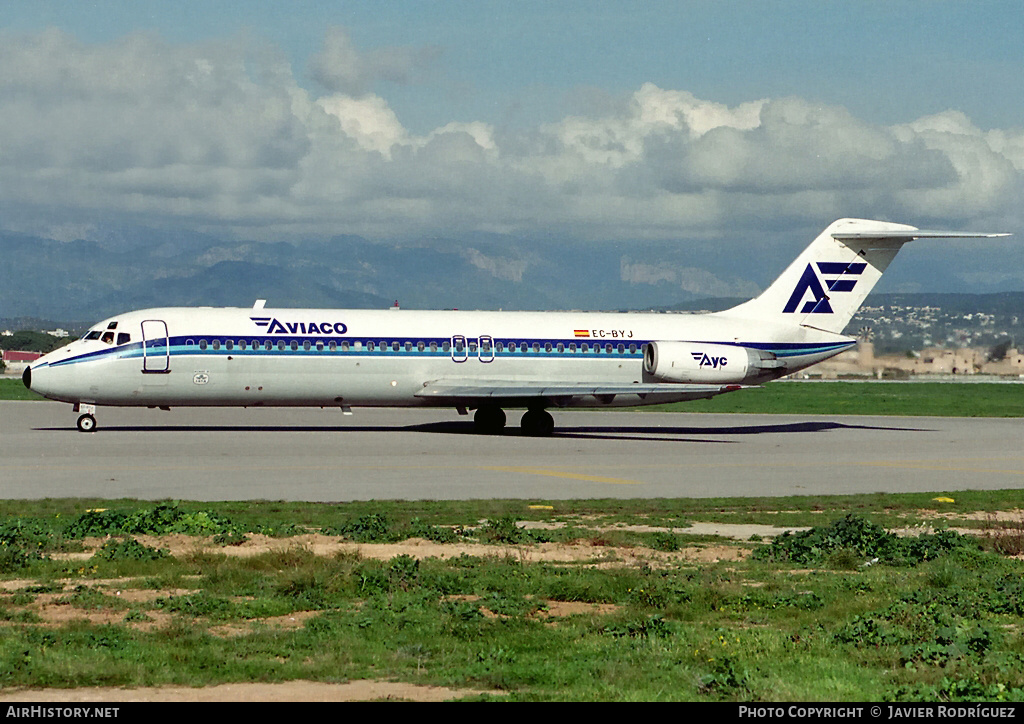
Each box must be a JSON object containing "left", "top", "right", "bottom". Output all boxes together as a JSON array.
[{"left": 27, "top": 305, "right": 853, "bottom": 410}]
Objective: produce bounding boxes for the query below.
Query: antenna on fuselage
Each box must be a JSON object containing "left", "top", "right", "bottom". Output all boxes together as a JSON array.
[{"left": 253, "top": 299, "right": 267, "bottom": 309}]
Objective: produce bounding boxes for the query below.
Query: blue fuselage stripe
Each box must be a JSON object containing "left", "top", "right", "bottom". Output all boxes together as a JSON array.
[{"left": 45, "top": 335, "right": 852, "bottom": 367}]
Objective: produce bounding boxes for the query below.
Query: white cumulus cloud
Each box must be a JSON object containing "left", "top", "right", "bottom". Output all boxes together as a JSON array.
[{"left": 0, "top": 28, "right": 1021, "bottom": 245}]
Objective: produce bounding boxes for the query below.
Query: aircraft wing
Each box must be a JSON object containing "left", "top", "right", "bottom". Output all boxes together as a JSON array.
[{"left": 414, "top": 380, "right": 747, "bottom": 406}]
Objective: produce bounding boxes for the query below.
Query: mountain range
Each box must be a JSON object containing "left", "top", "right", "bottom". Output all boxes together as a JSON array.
[{"left": 3, "top": 227, "right": 1022, "bottom": 329}]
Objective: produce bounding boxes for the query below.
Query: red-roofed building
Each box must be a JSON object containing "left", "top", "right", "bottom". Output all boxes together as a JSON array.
[{"left": 2, "top": 350, "right": 41, "bottom": 374}]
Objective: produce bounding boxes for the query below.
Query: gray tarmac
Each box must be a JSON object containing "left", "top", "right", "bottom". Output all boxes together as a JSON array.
[{"left": 2, "top": 400, "right": 1022, "bottom": 501}]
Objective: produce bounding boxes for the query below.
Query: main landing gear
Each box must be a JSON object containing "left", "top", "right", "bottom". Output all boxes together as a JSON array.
[
  {"left": 472, "top": 404, "right": 554, "bottom": 436},
  {"left": 473, "top": 405, "right": 506, "bottom": 434},
  {"left": 520, "top": 408, "right": 555, "bottom": 437}
]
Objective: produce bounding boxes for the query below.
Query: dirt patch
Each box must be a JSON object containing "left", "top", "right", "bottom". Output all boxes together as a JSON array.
[
  {"left": 915, "top": 508, "right": 1024, "bottom": 524},
  {"left": 520, "top": 520, "right": 807, "bottom": 540},
  {"left": 207, "top": 610, "right": 323, "bottom": 638},
  {"left": 540, "top": 600, "right": 620, "bottom": 618},
  {"left": 0, "top": 680, "right": 503, "bottom": 702},
  {"left": 43, "top": 532, "right": 751, "bottom": 567},
  {"left": 443, "top": 594, "right": 622, "bottom": 621}
]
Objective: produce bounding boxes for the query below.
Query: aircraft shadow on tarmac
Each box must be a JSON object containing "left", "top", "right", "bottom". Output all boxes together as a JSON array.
[{"left": 35, "top": 419, "right": 936, "bottom": 443}]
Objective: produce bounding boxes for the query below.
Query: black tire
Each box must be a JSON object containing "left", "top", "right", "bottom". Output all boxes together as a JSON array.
[
  {"left": 76, "top": 414, "right": 97, "bottom": 433},
  {"left": 473, "top": 405, "right": 507, "bottom": 434},
  {"left": 520, "top": 409, "right": 554, "bottom": 437}
]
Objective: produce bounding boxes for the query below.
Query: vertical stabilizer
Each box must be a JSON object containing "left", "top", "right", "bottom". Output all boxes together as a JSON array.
[{"left": 720, "top": 218, "right": 1007, "bottom": 335}]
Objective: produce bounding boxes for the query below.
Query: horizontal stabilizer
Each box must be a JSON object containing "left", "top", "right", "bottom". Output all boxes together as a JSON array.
[{"left": 832, "top": 230, "right": 1010, "bottom": 242}]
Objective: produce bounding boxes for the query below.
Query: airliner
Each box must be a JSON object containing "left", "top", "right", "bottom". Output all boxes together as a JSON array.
[{"left": 23, "top": 219, "right": 1009, "bottom": 434}]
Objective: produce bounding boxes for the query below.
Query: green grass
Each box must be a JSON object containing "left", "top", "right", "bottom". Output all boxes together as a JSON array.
[
  {"left": 645, "top": 380, "right": 1024, "bottom": 417},
  {"left": 0, "top": 377, "right": 44, "bottom": 400},
  {"left": 2, "top": 496, "right": 1024, "bottom": 700}
]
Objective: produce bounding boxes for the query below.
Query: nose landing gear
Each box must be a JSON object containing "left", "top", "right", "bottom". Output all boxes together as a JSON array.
[{"left": 74, "top": 404, "right": 98, "bottom": 433}]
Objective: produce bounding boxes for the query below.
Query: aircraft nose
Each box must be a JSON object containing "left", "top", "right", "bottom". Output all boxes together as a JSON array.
[{"left": 22, "top": 365, "right": 32, "bottom": 391}]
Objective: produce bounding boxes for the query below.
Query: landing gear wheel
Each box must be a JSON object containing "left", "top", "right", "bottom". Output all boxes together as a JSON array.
[
  {"left": 76, "top": 413, "right": 97, "bottom": 433},
  {"left": 520, "top": 409, "right": 554, "bottom": 437},
  {"left": 473, "top": 405, "right": 506, "bottom": 434}
]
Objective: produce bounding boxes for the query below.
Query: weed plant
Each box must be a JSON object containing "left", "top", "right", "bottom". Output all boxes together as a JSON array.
[{"left": 753, "top": 514, "right": 977, "bottom": 567}]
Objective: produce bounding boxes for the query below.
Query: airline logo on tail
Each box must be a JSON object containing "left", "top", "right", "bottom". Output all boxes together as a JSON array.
[{"left": 783, "top": 262, "right": 867, "bottom": 314}]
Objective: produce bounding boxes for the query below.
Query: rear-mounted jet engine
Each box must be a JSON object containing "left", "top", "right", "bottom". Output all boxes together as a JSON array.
[{"left": 643, "top": 341, "right": 784, "bottom": 385}]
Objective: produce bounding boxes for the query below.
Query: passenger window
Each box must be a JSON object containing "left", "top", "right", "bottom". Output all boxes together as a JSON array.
[
  {"left": 290, "top": 341, "right": 298, "bottom": 351},
  {"left": 303, "top": 341, "right": 311, "bottom": 351},
  {"left": 341, "top": 341, "right": 350, "bottom": 351},
  {"left": 429, "top": 342, "right": 438, "bottom": 352},
  {"left": 238, "top": 340, "right": 246, "bottom": 350},
  {"left": 212, "top": 340, "right": 220, "bottom": 350},
  {"left": 417, "top": 341, "right": 425, "bottom": 352},
  {"left": 544, "top": 343, "right": 552, "bottom": 352},
  {"left": 277, "top": 340, "right": 286, "bottom": 351},
  {"left": 556, "top": 343, "right": 564, "bottom": 353},
  {"left": 392, "top": 341, "right": 400, "bottom": 352},
  {"left": 225, "top": 340, "right": 233, "bottom": 350},
  {"left": 199, "top": 340, "right": 208, "bottom": 350}
]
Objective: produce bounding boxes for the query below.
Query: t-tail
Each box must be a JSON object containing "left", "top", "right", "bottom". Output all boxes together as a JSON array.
[{"left": 721, "top": 218, "right": 1010, "bottom": 335}]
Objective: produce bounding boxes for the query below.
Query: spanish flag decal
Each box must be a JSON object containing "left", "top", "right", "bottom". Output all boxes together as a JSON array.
[{"left": 574, "top": 329, "right": 590, "bottom": 337}]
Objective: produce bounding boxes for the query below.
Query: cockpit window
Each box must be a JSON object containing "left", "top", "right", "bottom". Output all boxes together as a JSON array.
[
  {"left": 101, "top": 332, "right": 115, "bottom": 344},
  {"left": 83, "top": 330, "right": 102, "bottom": 340},
  {"left": 117, "top": 333, "right": 131, "bottom": 345}
]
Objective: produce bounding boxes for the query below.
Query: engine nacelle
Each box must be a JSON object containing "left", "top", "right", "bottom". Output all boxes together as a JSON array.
[{"left": 643, "top": 341, "right": 783, "bottom": 384}]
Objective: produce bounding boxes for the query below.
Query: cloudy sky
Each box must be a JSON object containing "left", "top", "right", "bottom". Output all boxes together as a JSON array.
[{"left": 1, "top": 0, "right": 1022, "bottom": 289}]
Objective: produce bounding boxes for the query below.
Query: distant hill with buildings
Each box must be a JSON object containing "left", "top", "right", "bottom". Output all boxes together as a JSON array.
[{"left": 672, "top": 292, "right": 1024, "bottom": 356}]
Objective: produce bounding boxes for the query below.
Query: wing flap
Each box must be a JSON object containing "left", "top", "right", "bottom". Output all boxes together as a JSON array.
[{"left": 415, "top": 380, "right": 747, "bottom": 406}]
